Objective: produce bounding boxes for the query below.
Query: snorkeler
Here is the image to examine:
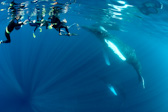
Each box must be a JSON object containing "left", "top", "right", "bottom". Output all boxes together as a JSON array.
[
  {"left": 8, "top": 0, "right": 26, "bottom": 18},
  {"left": 28, "top": 5, "right": 49, "bottom": 38},
  {"left": 28, "top": 16, "right": 41, "bottom": 38},
  {"left": 8, "top": 0, "right": 25, "bottom": 12},
  {"left": 48, "top": 15, "right": 71, "bottom": 36},
  {"left": 28, "top": 17, "right": 49, "bottom": 38},
  {"left": 49, "top": 0, "right": 76, "bottom": 16},
  {"left": 0, "top": 15, "right": 28, "bottom": 44},
  {"left": 49, "top": 6, "right": 62, "bottom": 17}
]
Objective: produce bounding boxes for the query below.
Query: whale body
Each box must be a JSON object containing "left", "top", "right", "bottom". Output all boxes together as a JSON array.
[{"left": 82, "top": 25, "right": 145, "bottom": 88}]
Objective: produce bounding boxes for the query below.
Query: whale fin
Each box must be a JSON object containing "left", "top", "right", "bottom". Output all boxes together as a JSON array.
[
  {"left": 141, "top": 76, "right": 145, "bottom": 89},
  {"left": 138, "top": 73, "right": 145, "bottom": 89}
]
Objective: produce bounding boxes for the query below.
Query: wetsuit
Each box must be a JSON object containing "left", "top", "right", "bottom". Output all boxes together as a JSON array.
[
  {"left": 50, "top": 15, "right": 69, "bottom": 34},
  {"left": 41, "top": 20, "right": 49, "bottom": 29},
  {"left": 29, "top": 21, "right": 41, "bottom": 33},
  {"left": 2, "top": 19, "right": 23, "bottom": 43},
  {"left": 29, "top": 9, "right": 48, "bottom": 33},
  {"left": 29, "top": 19, "right": 49, "bottom": 33}
]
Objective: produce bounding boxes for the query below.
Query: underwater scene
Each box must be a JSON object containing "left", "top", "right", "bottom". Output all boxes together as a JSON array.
[{"left": 0, "top": 0, "right": 168, "bottom": 112}]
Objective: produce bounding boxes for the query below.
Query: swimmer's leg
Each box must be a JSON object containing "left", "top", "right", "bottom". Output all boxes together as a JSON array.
[
  {"left": 60, "top": 25, "right": 70, "bottom": 36},
  {"left": 1, "top": 31, "right": 11, "bottom": 43}
]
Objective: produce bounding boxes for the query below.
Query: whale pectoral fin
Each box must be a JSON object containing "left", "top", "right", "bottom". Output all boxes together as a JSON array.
[
  {"left": 141, "top": 77, "right": 145, "bottom": 89},
  {"left": 138, "top": 75, "right": 145, "bottom": 89},
  {"left": 103, "top": 51, "right": 111, "bottom": 66}
]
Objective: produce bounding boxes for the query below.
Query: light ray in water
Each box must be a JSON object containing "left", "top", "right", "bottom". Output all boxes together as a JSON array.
[
  {"left": 113, "top": 12, "right": 122, "bottom": 16},
  {"left": 108, "top": 84, "right": 117, "bottom": 96},
  {"left": 112, "top": 15, "right": 123, "bottom": 20},
  {"left": 104, "top": 39, "right": 126, "bottom": 61},
  {"left": 117, "top": 1, "right": 126, "bottom": 5},
  {"left": 108, "top": 4, "right": 133, "bottom": 12}
]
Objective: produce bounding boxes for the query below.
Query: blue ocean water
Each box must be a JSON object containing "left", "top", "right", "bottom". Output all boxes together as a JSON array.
[{"left": 0, "top": 0, "right": 168, "bottom": 112}]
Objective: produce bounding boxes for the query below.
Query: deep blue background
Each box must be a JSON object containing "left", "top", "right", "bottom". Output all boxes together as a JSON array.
[{"left": 0, "top": 0, "right": 168, "bottom": 112}]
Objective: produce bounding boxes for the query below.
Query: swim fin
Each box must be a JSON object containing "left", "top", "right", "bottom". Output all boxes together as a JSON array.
[
  {"left": 33, "top": 33, "right": 36, "bottom": 38},
  {"left": 60, "top": 33, "right": 78, "bottom": 36}
]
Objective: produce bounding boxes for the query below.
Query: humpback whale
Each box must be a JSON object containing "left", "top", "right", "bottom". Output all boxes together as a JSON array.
[{"left": 82, "top": 25, "right": 145, "bottom": 88}]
